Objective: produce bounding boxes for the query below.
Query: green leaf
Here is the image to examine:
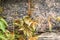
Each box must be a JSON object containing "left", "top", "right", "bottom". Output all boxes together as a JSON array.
[
  {"left": 0, "top": 21, "right": 6, "bottom": 32},
  {"left": 0, "top": 33, "right": 7, "bottom": 40},
  {"left": 0, "top": 18, "right": 8, "bottom": 26}
]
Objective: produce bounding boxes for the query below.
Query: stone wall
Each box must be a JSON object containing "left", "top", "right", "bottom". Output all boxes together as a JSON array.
[{"left": 0, "top": 0, "right": 60, "bottom": 38}]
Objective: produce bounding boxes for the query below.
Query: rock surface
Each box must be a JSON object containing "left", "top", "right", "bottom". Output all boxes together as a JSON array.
[
  {"left": 0, "top": 0, "right": 60, "bottom": 40},
  {"left": 38, "top": 32, "right": 60, "bottom": 40}
]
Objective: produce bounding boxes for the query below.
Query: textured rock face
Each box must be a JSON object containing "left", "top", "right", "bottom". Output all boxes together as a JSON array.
[
  {"left": 1, "top": 0, "right": 28, "bottom": 27},
  {"left": 0, "top": 0, "right": 60, "bottom": 40},
  {"left": 38, "top": 32, "right": 60, "bottom": 40},
  {"left": 31, "top": 0, "right": 60, "bottom": 32},
  {"left": 0, "top": 0, "right": 60, "bottom": 32},
  {"left": 0, "top": 0, "right": 60, "bottom": 34}
]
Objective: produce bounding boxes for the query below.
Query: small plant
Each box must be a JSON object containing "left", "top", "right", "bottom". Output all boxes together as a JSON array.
[
  {"left": 0, "top": 17, "right": 14, "bottom": 40},
  {"left": 14, "top": 16, "right": 38, "bottom": 40},
  {"left": 48, "top": 16, "right": 53, "bottom": 32},
  {"left": 48, "top": 16, "right": 60, "bottom": 32},
  {"left": 0, "top": 17, "right": 8, "bottom": 32},
  {"left": 56, "top": 16, "right": 60, "bottom": 22}
]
